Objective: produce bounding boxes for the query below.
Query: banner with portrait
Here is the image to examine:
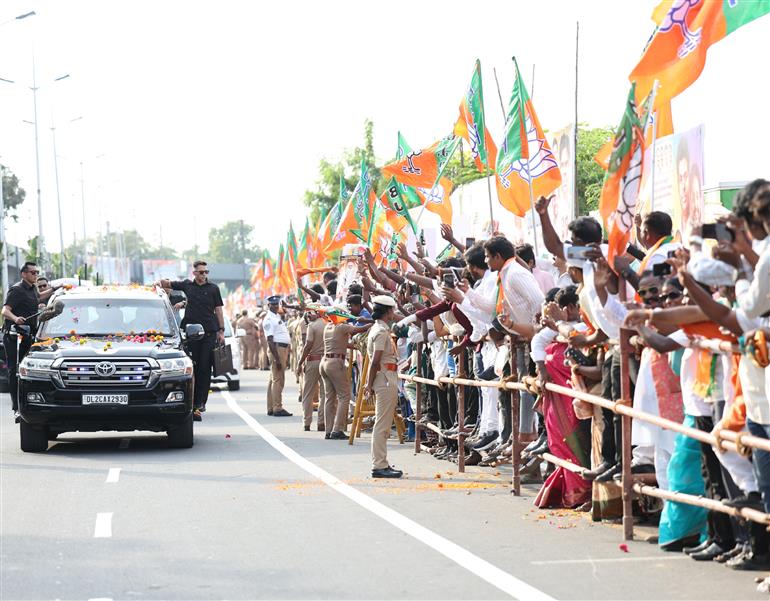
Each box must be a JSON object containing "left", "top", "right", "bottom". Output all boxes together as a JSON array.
[{"left": 638, "top": 124, "right": 705, "bottom": 242}]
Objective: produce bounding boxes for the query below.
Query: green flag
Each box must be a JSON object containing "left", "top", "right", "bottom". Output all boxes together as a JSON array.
[{"left": 382, "top": 176, "right": 419, "bottom": 234}]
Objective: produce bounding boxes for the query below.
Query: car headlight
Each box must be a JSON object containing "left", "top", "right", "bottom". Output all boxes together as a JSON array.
[
  {"left": 19, "top": 357, "right": 56, "bottom": 380},
  {"left": 158, "top": 356, "right": 193, "bottom": 377}
]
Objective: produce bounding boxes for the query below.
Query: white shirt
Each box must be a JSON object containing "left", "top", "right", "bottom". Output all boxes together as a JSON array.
[
  {"left": 459, "top": 270, "right": 497, "bottom": 342},
  {"left": 642, "top": 240, "right": 682, "bottom": 271},
  {"left": 669, "top": 329, "right": 714, "bottom": 417},
  {"left": 736, "top": 309, "right": 770, "bottom": 424},
  {"left": 498, "top": 259, "right": 544, "bottom": 326},
  {"left": 736, "top": 243, "right": 770, "bottom": 320},
  {"left": 262, "top": 311, "right": 291, "bottom": 344}
]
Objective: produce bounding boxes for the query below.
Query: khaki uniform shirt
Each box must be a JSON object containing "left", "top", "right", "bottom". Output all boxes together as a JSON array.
[
  {"left": 366, "top": 320, "right": 397, "bottom": 365},
  {"left": 236, "top": 316, "right": 258, "bottom": 336},
  {"left": 306, "top": 318, "right": 326, "bottom": 357},
  {"left": 323, "top": 322, "right": 354, "bottom": 356}
]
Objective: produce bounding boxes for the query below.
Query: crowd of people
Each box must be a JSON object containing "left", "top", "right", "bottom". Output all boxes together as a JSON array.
[{"left": 228, "top": 179, "right": 770, "bottom": 586}]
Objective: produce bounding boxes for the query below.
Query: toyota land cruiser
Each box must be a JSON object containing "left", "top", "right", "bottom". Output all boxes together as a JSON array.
[{"left": 17, "top": 285, "right": 200, "bottom": 452}]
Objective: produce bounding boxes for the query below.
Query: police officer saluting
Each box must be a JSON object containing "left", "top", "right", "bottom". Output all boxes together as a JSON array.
[
  {"left": 263, "top": 296, "right": 292, "bottom": 417},
  {"left": 2, "top": 262, "right": 58, "bottom": 417},
  {"left": 364, "top": 295, "right": 403, "bottom": 479},
  {"left": 158, "top": 260, "right": 225, "bottom": 421}
]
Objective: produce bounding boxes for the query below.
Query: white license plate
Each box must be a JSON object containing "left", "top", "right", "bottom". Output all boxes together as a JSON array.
[{"left": 82, "top": 394, "right": 129, "bottom": 405}]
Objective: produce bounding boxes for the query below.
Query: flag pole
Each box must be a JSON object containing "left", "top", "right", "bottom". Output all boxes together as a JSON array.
[
  {"left": 573, "top": 21, "right": 580, "bottom": 220},
  {"left": 650, "top": 110, "right": 657, "bottom": 212}
]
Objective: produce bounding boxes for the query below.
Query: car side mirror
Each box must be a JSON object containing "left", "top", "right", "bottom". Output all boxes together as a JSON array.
[
  {"left": 235, "top": 328, "right": 246, "bottom": 338},
  {"left": 185, "top": 323, "right": 205, "bottom": 341}
]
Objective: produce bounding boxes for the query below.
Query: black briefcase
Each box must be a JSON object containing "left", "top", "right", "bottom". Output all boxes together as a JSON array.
[{"left": 213, "top": 343, "right": 234, "bottom": 377}]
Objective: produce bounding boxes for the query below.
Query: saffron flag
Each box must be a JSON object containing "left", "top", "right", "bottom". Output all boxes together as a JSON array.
[
  {"left": 297, "top": 218, "right": 310, "bottom": 267},
  {"left": 414, "top": 177, "right": 454, "bottom": 225},
  {"left": 495, "top": 57, "right": 561, "bottom": 217},
  {"left": 367, "top": 203, "right": 407, "bottom": 265},
  {"left": 599, "top": 83, "right": 654, "bottom": 266},
  {"left": 326, "top": 160, "right": 376, "bottom": 252},
  {"left": 630, "top": 0, "right": 770, "bottom": 107},
  {"left": 453, "top": 60, "right": 498, "bottom": 173},
  {"left": 395, "top": 132, "right": 426, "bottom": 209},
  {"left": 382, "top": 133, "right": 460, "bottom": 190}
]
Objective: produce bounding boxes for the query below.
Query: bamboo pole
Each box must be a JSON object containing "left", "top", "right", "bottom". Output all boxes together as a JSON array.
[
  {"left": 510, "top": 342, "right": 521, "bottom": 496},
  {"left": 457, "top": 346, "right": 467, "bottom": 473},
  {"left": 414, "top": 341, "right": 423, "bottom": 454}
]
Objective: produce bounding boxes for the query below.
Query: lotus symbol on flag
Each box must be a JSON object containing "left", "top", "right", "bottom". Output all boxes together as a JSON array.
[
  {"left": 499, "top": 114, "right": 559, "bottom": 185},
  {"left": 658, "top": 0, "right": 703, "bottom": 58}
]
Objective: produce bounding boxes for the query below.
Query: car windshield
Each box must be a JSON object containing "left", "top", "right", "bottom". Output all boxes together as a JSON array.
[{"left": 40, "top": 298, "right": 176, "bottom": 338}]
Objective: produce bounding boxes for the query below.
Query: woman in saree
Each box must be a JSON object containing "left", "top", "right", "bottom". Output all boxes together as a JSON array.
[{"left": 533, "top": 285, "right": 592, "bottom": 509}]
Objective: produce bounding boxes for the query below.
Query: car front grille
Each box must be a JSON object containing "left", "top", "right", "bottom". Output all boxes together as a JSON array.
[{"left": 59, "top": 359, "right": 152, "bottom": 387}]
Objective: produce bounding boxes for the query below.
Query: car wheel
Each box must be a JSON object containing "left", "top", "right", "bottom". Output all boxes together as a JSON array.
[
  {"left": 20, "top": 421, "right": 49, "bottom": 453},
  {"left": 167, "top": 413, "right": 194, "bottom": 449},
  {"left": 227, "top": 380, "right": 240, "bottom": 391}
]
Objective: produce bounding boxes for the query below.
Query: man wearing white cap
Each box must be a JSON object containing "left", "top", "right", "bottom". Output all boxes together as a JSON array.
[
  {"left": 263, "top": 295, "right": 293, "bottom": 417},
  {"left": 364, "top": 295, "right": 403, "bottom": 478}
]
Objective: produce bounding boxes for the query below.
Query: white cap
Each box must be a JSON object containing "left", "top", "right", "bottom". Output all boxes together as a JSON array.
[{"left": 372, "top": 294, "right": 397, "bottom": 308}]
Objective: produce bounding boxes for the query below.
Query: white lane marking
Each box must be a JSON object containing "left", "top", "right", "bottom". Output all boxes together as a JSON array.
[
  {"left": 94, "top": 513, "right": 113, "bottom": 538},
  {"left": 118, "top": 438, "right": 130, "bottom": 449},
  {"left": 223, "top": 390, "right": 554, "bottom": 601},
  {"left": 531, "top": 556, "right": 689, "bottom": 565},
  {"left": 87, "top": 598, "right": 114, "bottom": 601},
  {"left": 105, "top": 468, "right": 121, "bottom": 483}
]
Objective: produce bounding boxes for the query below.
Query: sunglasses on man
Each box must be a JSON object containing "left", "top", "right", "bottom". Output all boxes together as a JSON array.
[{"left": 195, "top": 270, "right": 209, "bottom": 275}]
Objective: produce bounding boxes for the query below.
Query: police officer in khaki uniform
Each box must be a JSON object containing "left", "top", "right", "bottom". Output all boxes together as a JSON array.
[
  {"left": 262, "top": 296, "right": 293, "bottom": 417},
  {"left": 236, "top": 309, "right": 258, "bottom": 369},
  {"left": 364, "top": 295, "right": 403, "bottom": 478},
  {"left": 320, "top": 311, "right": 371, "bottom": 440},
  {"left": 296, "top": 310, "right": 326, "bottom": 431}
]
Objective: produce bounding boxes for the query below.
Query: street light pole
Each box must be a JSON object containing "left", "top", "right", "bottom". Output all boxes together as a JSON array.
[
  {"left": 31, "top": 53, "right": 44, "bottom": 262},
  {"left": 0, "top": 168, "right": 8, "bottom": 299},
  {"left": 51, "top": 125, "right": 65, "bottom": 277}
]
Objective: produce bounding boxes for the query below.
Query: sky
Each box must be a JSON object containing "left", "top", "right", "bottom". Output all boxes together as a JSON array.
[{"left": 1, "top": 0, "right": 769, "bottom": 259}]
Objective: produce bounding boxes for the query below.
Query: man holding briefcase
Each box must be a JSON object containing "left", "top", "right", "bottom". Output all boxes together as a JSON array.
[{"left": 158, "top": 260, "right": 225, "bottom": 421}]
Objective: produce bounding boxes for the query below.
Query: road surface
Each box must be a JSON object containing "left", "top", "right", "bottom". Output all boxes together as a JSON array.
[{"left": 0, "top": 370, "right": 762, "bottom": 600}]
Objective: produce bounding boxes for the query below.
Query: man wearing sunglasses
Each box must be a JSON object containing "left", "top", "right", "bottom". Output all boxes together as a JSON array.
[
  {"left": 2, "top": 262, "right": 57, "bottom": 416},
  {"left": 159, "top": 260, "right": 225, "bottom": 421}
]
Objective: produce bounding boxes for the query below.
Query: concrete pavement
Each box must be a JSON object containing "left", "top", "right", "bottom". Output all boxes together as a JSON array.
[{"left": 0, "top": 370, "right": 764, "bottom": 600}]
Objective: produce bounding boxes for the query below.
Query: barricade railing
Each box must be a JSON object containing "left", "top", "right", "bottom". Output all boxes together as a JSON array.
[{"left": 397, "top": 332, "right": 770, "bottom": 541}]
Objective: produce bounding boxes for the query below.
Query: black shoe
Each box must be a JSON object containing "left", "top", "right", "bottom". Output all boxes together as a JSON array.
[
  {"left": 684, "top": 539, "right": 712, "bottom": 555},
  {"left": 324, "top": 432, "right": 331, "bottom": 439},
  {"left": 690, "top": 542, "right": 726, "bottom": 561},
  {"left": 523, "top": 432, "right": 547, "bottom": 455},
  {"left": 464, "top": 451, "right": 483, "bottom": 466},
  {"left": 372, "top": 467, "right": 403, "bottom": 479},
  {"left": 613, "top": 463, "right": 656, "bottom": 481},
  {"left": 193, "top": 409, "right": 202, "bottom": 422},
  {"left": 519, "top": 459, "right": 544, "bottom": 484},
  {"left": 304, "top": 425, "right": 311, "bottom": 431},
  {"left": 595, "top": 464, "right": 622, "bottom": 482},
  {"left": 723, "top": 492, "right": 763, "bottom": 511},
  {"left": 472, "top": 431, "right": 499, "bottom": 452},
  {"left": 273, "top": 409, "right": 293, "bottom": 417},
  {"left": 715, "top": 544, "right": 746, "bottom": 563},
  {"left": 582, "top": 461, "right": 611, "bottom": 481},
  {"left": 726, "top": 550, "right": 770, "bottom": 570},
  {"left": 329, "top": 431, "right": 347, "bottom": 440},
  {"left": 268, "top": 411, "right": 274, "bottom": 416},
  {"left": 530, "top": 441, "right": 550, "bottom": 457}
]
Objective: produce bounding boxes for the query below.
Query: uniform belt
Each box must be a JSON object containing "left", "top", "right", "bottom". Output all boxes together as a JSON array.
[
  {"left": 383, "top": 363, "right": 398, "bottom": 371},
  {"left": 276, "top": 342, "right": 290, "bottom": 348},
  {"left": 307, "top": 354, "right": 323, "bottom": 361},
  {"left": 324, "top": 353, "right": 346, "bottom": 360}
]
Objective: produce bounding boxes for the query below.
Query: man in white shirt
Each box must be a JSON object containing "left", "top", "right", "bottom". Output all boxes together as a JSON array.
[{"left": 262, "top": 296, "right": 293, "bottom": 417}]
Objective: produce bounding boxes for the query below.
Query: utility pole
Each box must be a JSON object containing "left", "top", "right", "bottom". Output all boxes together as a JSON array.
[{"left": 0, "top": 167, "right": 8, "bottom": 299}]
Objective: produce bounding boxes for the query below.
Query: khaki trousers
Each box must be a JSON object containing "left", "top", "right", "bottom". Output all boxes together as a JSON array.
[
  {"left": 320, "top": 357, "right": 351, "bottom": 434},
  {"left": 267, "top": 345, "right": 289, "bottom": 412},
  {"left": 371, "top": 371, "right": 399, "bottom": 470},
  {"left": 243, "top": 335, "right": 257, "bottom": 368},
  {"left": 301, "top": 360, "right": 322, "bottom": 427}
]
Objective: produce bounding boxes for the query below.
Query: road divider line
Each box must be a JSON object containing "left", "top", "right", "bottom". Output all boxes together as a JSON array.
[
  {"left": 94, "top": 513, "right": 113, "bottom": 538},
  {"left": 223, "top": 390, "right": 554, "bottom": 601},
  {"left": 118, "top": 438, "right": 130, "bottom": 449},
  {"left": 106, "top": 468, "right": 121, "bottom": 483}
]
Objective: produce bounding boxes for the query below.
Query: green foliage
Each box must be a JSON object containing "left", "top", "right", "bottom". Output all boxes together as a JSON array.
[
  {"left": 207, "top": 220, "right": 262, "bottom": 264},
  {"left": 303, "top": 119, "right": 382, "bottom": 220},
  {"left": 1, "top": 165, "right": 26, "bottom": 221},
  {"left": 576, "top": 124, "right": 613, "bottom": 214}
]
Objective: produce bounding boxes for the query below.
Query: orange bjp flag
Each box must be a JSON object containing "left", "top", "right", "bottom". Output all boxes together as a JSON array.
[
  {"left": 381, "top": 134, "right": 460, "bottom": 190},
  {"left": 414, "top": 177, "right": 455, "bottom": 225},
  {"left": 630, "top": 0, "right": 770, "bottom": 108}
]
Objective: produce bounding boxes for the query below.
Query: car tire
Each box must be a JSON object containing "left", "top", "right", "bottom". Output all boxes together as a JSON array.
[
  {"left": 20, "top": 421, "right": 49, "bottom": 453},
  {"left": 227, "top": 380, "right": 240, "bottom": 391},
  {"left": 167, "top": 413, "right": 194, "bottom": 449}
]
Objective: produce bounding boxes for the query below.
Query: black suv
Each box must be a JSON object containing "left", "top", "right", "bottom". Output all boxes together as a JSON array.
[{"left": 17, "top": 285, "right": 201, "bottom": 452}]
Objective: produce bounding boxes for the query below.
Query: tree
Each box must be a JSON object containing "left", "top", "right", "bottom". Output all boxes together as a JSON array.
[
  {"left": 207, "top": 220, "right": 261, "bottom": 264},
  {"left": 303, "top": 119, "right": 383, "bottom": 219},
  {"left": 576, "top": 124, "right": 614, "bottom": 215},
  {"left": 1, "top": 165, "right": 26, "bottom": 220}
]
